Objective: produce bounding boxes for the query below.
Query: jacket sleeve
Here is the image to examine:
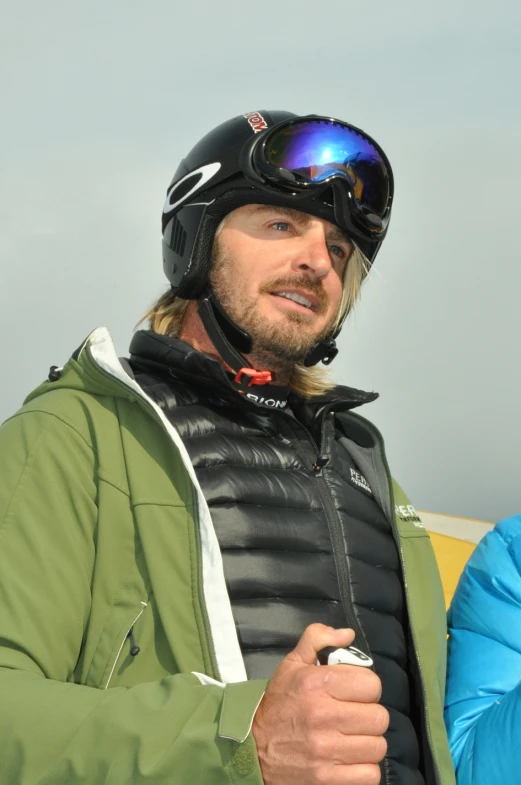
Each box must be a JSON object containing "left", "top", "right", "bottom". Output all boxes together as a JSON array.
[
  {"left": 0, "top": 409, "right": 266, "bottom": 785},
  {"left": 445, "top": 517, "right": 521, "bottom": 785}
]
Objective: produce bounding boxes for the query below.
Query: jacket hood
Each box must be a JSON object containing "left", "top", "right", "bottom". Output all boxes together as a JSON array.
[{"left": 24, "top": 327, "right": 139, "bottom": 406}]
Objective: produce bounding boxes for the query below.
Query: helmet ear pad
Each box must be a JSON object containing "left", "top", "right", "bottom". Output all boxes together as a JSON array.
[
  {"left": 162, "top": 204, "right": 217, "bottom": 299},
  {"left": 163, "top": 190, "right": 265, "bottom": 301}
]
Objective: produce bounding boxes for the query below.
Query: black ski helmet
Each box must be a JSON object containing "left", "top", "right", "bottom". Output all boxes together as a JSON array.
[
  {"left": 162, "top": 111, "right": 301, "bottom": 299},
  {"left": 161, "top": 110, "right": 392, "bottom": 368}
]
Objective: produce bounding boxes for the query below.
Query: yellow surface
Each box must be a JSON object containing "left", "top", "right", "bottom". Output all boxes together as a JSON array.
[{"left": 427, "top": 530, "right": 477, "bottom": 608}]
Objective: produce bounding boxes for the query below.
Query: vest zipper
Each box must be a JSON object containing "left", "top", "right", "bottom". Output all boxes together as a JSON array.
[
  {"left": 313, "top": 445, "right": 391, "bottom": 785},
  {"left": 277, "top": 413, "right": 372, "bottom": 663},
  {"left": 353, "top": 416, "right": 442, "bottom": 785},
  {"left": 281, "top": 408, "right": 401, "bottom": 785}
]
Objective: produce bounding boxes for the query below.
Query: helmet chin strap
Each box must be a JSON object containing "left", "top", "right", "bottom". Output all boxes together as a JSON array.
[
  {"left": 197, "top": 290, "right": 339, "bottom": 373},
  {"left": 303, "top": 337, "right": 339, "bottom": 367},
  {"left": 197, "top": 291, "right": 253, "bottom": 373}
]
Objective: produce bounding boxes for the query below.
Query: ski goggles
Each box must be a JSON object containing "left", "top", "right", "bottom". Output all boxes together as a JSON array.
[{"left": 242, "top": 116, "right": 394, "bottom": 239}]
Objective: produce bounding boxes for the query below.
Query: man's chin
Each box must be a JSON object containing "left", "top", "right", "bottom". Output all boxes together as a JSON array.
[
  {"left": 237, "top": 306, "right": 333, "bottom": 364},
  {"left": 270, "top": 320, "right": 320, "bottom": 344},
  {"left": 252, "top": 328, "right": 327, "bottom": 364}
]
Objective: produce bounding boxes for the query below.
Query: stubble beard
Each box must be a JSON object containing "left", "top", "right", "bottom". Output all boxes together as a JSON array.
[{"left": 210, "top": 247, "right": 338, "bottom": 373}]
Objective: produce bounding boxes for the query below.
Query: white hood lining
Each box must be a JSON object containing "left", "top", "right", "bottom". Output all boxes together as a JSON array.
[{"left": 86, "top": 326, "right": 247, "bottom": 684}]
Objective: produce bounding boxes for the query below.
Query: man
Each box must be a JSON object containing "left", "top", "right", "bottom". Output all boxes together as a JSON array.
[{"left": 0, "top": 110, "right": 454, "bottom": 785}]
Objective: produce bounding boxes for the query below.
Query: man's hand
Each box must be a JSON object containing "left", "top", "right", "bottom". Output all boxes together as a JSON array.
[{"left": 252, "top": 623, "right": 389, "bottom": 785}]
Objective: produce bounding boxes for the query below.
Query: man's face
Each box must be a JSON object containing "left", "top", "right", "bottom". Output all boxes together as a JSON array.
[{"left": 210, "top": 204, "right": 353, "bottom": 365}]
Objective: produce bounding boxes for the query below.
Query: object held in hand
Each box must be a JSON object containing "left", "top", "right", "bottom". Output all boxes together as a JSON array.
[{"left": 317, "top": 646, "right": 373, "bottom": 667}]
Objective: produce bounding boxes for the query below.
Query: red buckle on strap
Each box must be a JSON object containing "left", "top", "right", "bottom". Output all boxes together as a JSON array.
[{"left": 234, "top": 368, "right": 273, "bottom": 387}]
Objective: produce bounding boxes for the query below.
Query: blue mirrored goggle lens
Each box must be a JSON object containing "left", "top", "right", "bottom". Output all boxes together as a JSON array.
[{"left": 263, "top": 119, "right": 390, "bottom": 217}]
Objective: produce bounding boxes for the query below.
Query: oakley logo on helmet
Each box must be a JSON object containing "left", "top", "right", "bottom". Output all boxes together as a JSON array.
[
  {"left": 244, "top": 111, "right": 268, "bottom": 133},
  {"left": 163, "top": 162, "right": 221, "bottom": 217}
]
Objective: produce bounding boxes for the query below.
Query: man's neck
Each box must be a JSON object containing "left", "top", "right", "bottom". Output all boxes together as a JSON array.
[{"left": 178, "top": 302, "right": 292, "bottom": 386}]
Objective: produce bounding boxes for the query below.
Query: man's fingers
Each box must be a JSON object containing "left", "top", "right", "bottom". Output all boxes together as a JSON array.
[
  {"left": 322, "top": 665, "right": 383, "bottom": 703},
  {"left": 323, "top": 732, "right": 388, "bottom": 765},
  {"left": 286, "top": 623, "right": 356, "bottom": 666},
  {"left": 327, "top": 763, "right": 382, "bottom": 785},
  {"left": 305, "top": 700, "right": 389, "bottom": 737},
  {"left": 303, "top": 733, "right": 387, "bottom": 778}
]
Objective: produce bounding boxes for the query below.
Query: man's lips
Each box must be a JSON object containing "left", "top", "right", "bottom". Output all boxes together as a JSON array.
[{"left": 268, "top": 288, "right": 322, "bottom": 313}]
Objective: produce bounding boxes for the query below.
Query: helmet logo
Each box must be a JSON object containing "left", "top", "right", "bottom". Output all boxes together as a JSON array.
[
  {"left": 163, "top": 162, "right": 221, "bottom": 216},
  {"left": 244, "top": 111, "right": 268, "bottom": 133}
]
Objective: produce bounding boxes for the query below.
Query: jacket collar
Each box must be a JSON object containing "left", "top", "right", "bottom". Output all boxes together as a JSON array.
[
  {"left": 128, "top": 330, "right": 379, "bottom": 416},
  {"left": 129, "top": 330, "right": 291, "bottom": 411}
]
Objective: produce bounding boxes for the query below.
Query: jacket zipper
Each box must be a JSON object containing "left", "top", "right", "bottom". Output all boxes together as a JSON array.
[
  {"left": 354, "top": 415, "right": 442, "bottom": 785},
  {"left": 104, "top": 602, "right": 148, "bottom": 689},
  {"left": 93, "top": 359, "right": 223, "bottom": 684}
]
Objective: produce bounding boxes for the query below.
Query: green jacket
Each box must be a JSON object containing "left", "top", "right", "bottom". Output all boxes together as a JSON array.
[{"left": 0, "top": 327, "right": 455, "bottom": 785}]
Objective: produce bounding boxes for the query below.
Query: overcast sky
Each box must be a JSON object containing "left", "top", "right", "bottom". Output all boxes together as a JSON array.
[{"left": 1, "top": 0, "right": 520, "bottom": 522}]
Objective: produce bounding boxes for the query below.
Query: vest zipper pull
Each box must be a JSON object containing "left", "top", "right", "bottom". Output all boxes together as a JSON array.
[{"left": 313, "top": 456, "right": 329, "bottom": 476}]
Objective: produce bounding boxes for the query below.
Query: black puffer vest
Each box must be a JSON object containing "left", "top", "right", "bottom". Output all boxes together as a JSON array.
[{"left": 129, "top": 330, "right": 427, "bottom": 785}]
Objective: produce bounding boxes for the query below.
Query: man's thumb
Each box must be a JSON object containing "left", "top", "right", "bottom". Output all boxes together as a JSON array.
[{"left": 287, "top": 623, "right": 356, "bottom": 666}]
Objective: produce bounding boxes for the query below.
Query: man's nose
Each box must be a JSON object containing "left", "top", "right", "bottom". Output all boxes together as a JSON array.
[{"left": 291, "top": 236, "right": 332, "bottom": 279}]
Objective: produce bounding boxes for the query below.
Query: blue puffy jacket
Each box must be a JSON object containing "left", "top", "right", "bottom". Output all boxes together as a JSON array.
[{"left": 445, "top": 514, "right": 521, "bottom": 784}]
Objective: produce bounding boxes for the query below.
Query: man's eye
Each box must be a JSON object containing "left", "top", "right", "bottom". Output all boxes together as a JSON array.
[
  {"left": 271, "top": 222, "right": 290, "bottom": 232},
  {"left": 329, "top": 244, "right": 346, "bottom": 258}
]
